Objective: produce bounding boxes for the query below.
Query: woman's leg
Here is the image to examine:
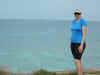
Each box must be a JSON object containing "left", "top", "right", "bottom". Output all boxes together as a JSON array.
[
  {"left": 74, "top": 59, "right": 83, "bottom": 75},
  {"left": 70, "top": 43, "right": 86, "bottom": 75}
]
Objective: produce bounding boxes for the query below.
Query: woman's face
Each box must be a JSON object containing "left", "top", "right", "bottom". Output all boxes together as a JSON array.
[{"left": 74, "top": 13, "right": 81, "bottom": 20}]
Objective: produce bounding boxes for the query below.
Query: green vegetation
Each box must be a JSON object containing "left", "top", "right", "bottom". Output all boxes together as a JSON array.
[
  {"left": 31, "top": 69, "right": 56, "bottom": 75},
  {"left": 0, "top": 69, "right": 100, "bottom": 75},
  {"left": 0, "top": 70, "right": 12, "bottom": 75}
]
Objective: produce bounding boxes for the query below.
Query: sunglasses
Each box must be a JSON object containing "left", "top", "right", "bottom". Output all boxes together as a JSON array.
[{"left": 74, "top": 12, "right": 81, "bottom": 16}]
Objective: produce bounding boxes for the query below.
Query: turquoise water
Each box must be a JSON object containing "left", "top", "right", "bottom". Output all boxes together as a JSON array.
[{"left": 0, "top": 19, "right": 100, "bottom": 73}]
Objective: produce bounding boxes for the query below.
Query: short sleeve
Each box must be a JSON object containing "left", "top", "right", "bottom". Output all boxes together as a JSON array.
[{"left": 81, "top": 19, "right": 87, "bottom": 27}]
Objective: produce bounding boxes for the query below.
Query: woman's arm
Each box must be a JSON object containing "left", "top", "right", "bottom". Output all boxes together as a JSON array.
[
  {"left": 78, "top": 26, "right": 87, "bottom": 53},
  {"left": 81, "top": 26, "right": 87, "bottom": 45}
]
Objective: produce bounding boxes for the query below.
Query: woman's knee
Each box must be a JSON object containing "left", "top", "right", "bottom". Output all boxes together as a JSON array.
[{"left": 74, "top": 59, "right": 81, "bottom": 64}]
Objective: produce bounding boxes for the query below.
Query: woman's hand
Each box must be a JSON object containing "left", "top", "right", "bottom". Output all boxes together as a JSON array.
[{"left": 78, "top": 44, "right": 83, "bottom": 53}]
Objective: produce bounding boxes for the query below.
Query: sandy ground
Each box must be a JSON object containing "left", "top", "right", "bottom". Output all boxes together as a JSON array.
[{"left": 56, "top": 68, "right": 100, "bottom": 75}]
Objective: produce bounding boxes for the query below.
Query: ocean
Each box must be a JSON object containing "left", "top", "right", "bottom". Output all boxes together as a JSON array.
[{"left": 0, "top": 19, "right": 100, "bottom": 73}]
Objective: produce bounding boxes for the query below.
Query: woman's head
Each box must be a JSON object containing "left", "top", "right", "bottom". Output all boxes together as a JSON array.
[{"left": 74, "top": 9, "right": 82, "bottom": 20}]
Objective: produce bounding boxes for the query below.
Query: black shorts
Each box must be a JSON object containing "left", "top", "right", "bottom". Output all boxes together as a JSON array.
[{"left": 70, "top": 42, "right": 86, "bottom": 60}]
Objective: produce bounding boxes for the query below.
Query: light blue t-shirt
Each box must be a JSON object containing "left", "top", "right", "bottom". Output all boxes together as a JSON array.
[{"left": 70, "top": 18, "right": 87, "bottom": 43}]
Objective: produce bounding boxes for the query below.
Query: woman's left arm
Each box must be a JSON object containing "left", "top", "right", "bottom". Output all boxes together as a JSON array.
[
  {"left": 81, "top": 26, "right": 87, "bottom": 45},
  {"left": 78, "top": 26, "right": 87, "bottom": 53}
]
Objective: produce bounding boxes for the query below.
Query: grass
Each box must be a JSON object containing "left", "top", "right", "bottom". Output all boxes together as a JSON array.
[{"left": 0, "top": 69, "right": 100, "bottom": 75}]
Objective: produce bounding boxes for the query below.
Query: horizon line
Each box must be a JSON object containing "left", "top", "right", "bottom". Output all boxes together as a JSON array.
[{"left": 0, "top": 18, "right": 100, "bottom": 22}]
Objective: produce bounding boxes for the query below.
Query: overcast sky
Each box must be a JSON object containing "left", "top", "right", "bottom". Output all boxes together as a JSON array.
[{"left": 0, "top": 0, "right": 100, "bottom": 21}]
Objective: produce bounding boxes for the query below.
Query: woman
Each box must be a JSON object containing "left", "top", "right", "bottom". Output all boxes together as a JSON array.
[{"left": 70, "top": 9, "right": 87, "bottom": 75}]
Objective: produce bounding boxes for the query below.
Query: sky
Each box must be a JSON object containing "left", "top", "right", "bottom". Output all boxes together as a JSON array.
[{"left": 0, "top": 0, "right": 100, "bottom": 21}]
